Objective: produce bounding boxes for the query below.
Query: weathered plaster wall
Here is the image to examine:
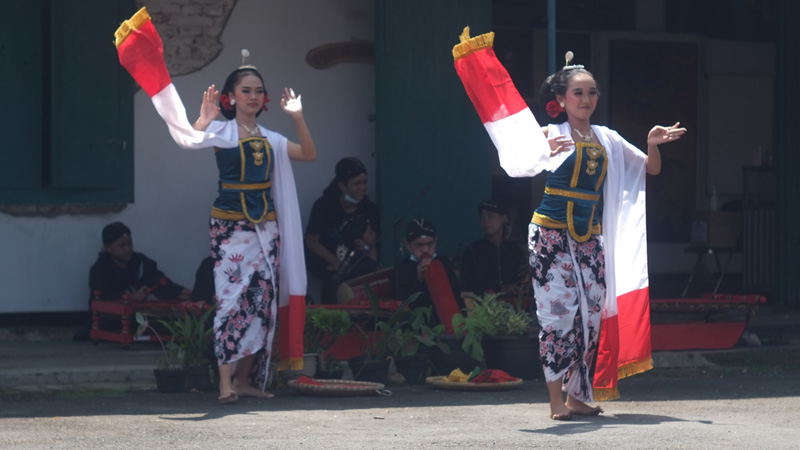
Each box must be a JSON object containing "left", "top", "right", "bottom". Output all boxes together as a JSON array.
[{"left": 0, "top": 0, "right": 375, "bottom": 313}]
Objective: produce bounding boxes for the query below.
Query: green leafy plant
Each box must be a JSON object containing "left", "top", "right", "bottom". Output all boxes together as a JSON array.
[
  {"left": 135, "top": 312, "right": 183, "bottom": 371},
  {"left": 156, "top": 306, "right": 215, "bottom": 368},
  {"left": 451, "top": 292, "right": 536, "bottom": 362},
  {"left": 304, "top": 307, "right": 352, "bottom": 355},
  {"left": 385, "top": 306, "right": 450, "bottom": 359},
  {"left": 355, "top": 284, "right": 420, "bottom": 362}
]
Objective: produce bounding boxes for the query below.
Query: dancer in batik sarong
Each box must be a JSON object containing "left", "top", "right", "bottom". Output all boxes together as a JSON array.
[
  {"left": 114, "top": 7, "right": 315, "bottom": 404},
  {"left": 530, "top": 56, "right": 685, "bottom": 420},
  {"left": 193, "top": 60, "right": 315, "bottom": 404}
]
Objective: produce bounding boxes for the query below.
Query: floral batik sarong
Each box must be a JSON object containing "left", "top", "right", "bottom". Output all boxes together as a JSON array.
[
  {"left": 529, "top": 223, "right": 606, "bottom": 402},
  {"left": 210, "top": 217, "right": 280, "bottom": 390}
]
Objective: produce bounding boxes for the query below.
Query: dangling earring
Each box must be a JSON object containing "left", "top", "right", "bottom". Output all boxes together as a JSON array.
[{"left": 230, "top": 98, "right": 236, "bottom": 106}]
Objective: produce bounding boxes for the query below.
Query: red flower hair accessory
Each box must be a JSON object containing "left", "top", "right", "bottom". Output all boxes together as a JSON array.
[
  {"left": 545, "top": 99, "right": 564, "bottom": 118},
  {"left": 262, "top": 93, "right": 270, "bottom": 111},
  {"left": 219, "top": 93, "right": 234, "bottom": 110}
]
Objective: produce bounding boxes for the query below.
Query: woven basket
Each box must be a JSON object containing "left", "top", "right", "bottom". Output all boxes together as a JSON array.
[
  {"left": 288, "top": 379, "right": 386, "bottom": 396},
  {"left": 425, "top": 375, "right": 523, "bottom": 391}
]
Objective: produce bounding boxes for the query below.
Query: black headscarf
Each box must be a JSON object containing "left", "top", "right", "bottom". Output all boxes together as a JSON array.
[
  {"left": 335, "top": 157, "right": 367, "bottom": 183},
  {"left": 102, "top": 222, "right": 131, "bottom": 245},
  {"left": 479, "top": 197, "right": 510, "bottom": 215}
]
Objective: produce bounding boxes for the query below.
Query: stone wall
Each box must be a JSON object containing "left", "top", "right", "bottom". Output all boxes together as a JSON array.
[{"left": 137, "top": 0, "right": 237, "bottom": 76}]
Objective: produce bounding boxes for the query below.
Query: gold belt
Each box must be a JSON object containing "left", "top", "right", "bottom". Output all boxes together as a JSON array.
[
  {"left": 220, "top": 181, "right": 271, "bottom": 191},
  {"left": 544, "top": 186, "right": 600, "bottom": 202}
]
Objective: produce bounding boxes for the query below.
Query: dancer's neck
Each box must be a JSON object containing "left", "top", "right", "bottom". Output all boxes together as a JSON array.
[{"left": 567, "top": 118, "right": 591, "bottom": 133}]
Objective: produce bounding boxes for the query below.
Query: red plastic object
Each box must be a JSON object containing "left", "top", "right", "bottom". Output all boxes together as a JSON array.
[{"left": 424, "top": 258, "right": 461, "bottom": 334}]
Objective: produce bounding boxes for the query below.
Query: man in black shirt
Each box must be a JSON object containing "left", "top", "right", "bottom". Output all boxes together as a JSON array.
[
  {"left": 305, "top": 157, "right": 380, "bottom": 303},
  {"left": 391, "top": 219, "right": 463, "bottom": 323},
  {"left": 461, "top": 198, "right": 528, "bottom": 296},
  {"left": 74, "top": 222, "right": 189, "bottom": 341},
  {"left": 89, "top": 222, "right": 189, "bottom": 301}
]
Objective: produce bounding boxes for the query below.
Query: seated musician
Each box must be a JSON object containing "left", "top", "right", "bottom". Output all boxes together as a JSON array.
[
  {"left": 460, "top": 198, "right": 528, "bottom": 296},
  {"left": 89, "top": 222, "right": 190, "bottom": 302},
  {"left": 390, "top": 218, "right": 464, "bottom": 323}
]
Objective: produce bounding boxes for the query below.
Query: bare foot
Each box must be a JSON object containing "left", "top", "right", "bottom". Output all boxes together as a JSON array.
[
  {"left": 566, "top": 397, "right": 603, "bottom": 416},
  {"left": 232, "top": 379, "right": 274, "bottom": 398},
  {"left": 218, "top": 390, "right": 238, "bottom": 405},
  {"left": 549, "top": 402, "right": 573, "bottom": 421}
]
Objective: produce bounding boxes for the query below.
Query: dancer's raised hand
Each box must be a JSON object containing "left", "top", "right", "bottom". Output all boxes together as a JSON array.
[
  {"left": 194, "top": 84, "right": 220, "bottom": 130},
  {"left": 647, "top": 122, "right": 686, "bottom": 146},
  {"left": 281, "top": 87, "right": 303, "bottom": 119}
]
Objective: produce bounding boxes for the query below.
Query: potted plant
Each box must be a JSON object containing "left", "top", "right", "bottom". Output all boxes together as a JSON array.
[
  {"left": 451, "top": 292, "right": 541, "bottom": 379},
  {"left": 304, "top": 307, "right": 352, "bottom": 378},
  {"left": 135, "top": 311, "right": 186, "bottom": 393},
  {"left": 348, "top": 287, "right": 419, "bottom": 384},
  {"left": 384, "top": 305, "right": 450, "bottom": 384},
  {"left": 156, "top": 305, "right": 216, "bottom": 391}
]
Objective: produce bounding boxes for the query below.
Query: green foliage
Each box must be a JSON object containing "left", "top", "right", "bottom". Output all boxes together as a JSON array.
[
  {"left": 135, "top": 312, "right": 182, "bottom": 371},
  {"left": 155, "top": 307, "right": 215, "bottom": 368},
  {"left": 451, "top": 292, "right": 536, "bottom": 363},
  {"left": 304, "top": 308, "right": 352, "bottom": 354},
  {"left": 357, "top": 285, "right": 421, "bottom": 361},
  {"left": 135, "top": 307, "right": 214, "bottom": 370},
  {"left": 385, "top": 306, "right": 451, "bottom": 359},
  {"left": 451, "top": 306, "right": 495, "bottom": 363}
]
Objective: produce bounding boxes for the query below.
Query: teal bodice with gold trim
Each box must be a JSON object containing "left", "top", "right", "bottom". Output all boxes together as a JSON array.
[
  {"left": 532, "top": 141, "right": 608, "bottom": 242},
  {"left": 213, "top": 137, "right": 276, "bottom": 223}
]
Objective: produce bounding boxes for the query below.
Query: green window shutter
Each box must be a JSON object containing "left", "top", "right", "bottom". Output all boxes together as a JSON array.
[
  {"left": 0, "top": 3, "right": 45, "bottom": 189},
  {"left": 49, "top": 0, "right": 133, "bottom": 191},
  {"left": 375, "top": 0, "right": 493, "bottom": 266}
]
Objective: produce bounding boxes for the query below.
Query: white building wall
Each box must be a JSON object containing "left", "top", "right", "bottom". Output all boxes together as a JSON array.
[{"left": 0, "top": 0, "right": 375, "bottom": 313}]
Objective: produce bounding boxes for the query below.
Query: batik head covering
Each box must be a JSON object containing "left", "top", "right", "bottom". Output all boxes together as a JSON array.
[{"left": 405, "top": 218, "right": 436, "bottom": 242}]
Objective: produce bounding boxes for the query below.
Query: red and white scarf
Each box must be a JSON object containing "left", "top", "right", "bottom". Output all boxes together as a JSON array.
[
  {"left": 453, "top": 27, "right": 652, "bottom": 400},
  {"left": 115, "top": 7, "right": 306, "bottom": 370}
]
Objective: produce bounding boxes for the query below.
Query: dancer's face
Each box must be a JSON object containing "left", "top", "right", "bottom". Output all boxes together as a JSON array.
[
  {"left": 557, "top": 72, "right": 598, "bottom": 121},
  {"left": 232, "top": 74, "right": 266, "bottom": 116}
]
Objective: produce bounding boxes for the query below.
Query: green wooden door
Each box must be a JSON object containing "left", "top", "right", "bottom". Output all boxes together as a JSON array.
[{"left": 376, "top": 0, "right": 493, "bottom": 267}]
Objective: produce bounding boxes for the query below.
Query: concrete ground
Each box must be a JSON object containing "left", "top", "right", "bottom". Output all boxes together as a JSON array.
[
  {"left": 1, "top": 360, "right": 799, "bottom": 450},
  {"left": 1, "top": 306, "right": 798, "bottom": 449}
]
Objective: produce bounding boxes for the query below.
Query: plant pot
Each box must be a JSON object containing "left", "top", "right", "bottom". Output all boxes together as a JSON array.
[
  {"left": 185, "top": 365, "right": 214, "bottom": 392},
  {"left": 153, "top": 368, "right": 187, "bottom": 393},
  {"left": 482, "top": 334, "right": 542, "bottom": 380},
  {"left": 348, "top": 356, "right": 390, "bottom": 384},
  {"left": 429, "top": 335, "right": 477, "bottom": 375},
  {"left": 301, "top": 353, "right": 319, "bottom": 378},
  {"left": 395, "top": 357, "right": 431, "bottom": 384}
]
